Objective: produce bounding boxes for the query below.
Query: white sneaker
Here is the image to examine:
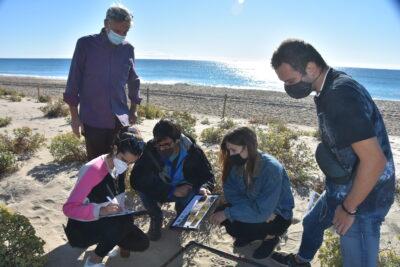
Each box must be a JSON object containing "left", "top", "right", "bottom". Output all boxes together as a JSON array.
[
  {"left": 107, "top": 246, "right": 119, "bottom": 258},
  {"left": 84, "top": 257, "right": 105, "bottom": 267}
]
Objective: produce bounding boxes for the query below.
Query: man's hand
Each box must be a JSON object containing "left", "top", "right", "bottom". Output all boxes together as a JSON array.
[
  {"left": 332, "top": 205, "right": 355, "bottom": 235},
  {"left": 100, "top": 203, "right": 121, "bottom": 216},
  {"left": 129, "top": 107, "right": 138, "bottom": 125},
  {"left": 71, "top": 116, "right": 84, "bottom": 138},
  {"left": 210, "top": 211, "right": 226, "bottom": 225},
  {"left": 199, "top": 188, "right": 211, "bottom": 196},
  {"left": 174, "top": 184, "right": 192, "bottom": 197}
]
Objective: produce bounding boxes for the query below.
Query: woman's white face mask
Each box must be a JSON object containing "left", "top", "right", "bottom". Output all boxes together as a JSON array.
[{"left": 111, "top": 157, "right": 128, "bottom": 178}]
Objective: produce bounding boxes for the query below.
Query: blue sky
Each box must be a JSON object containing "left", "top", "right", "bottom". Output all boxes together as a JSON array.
[{"left": 1, "top": 0, "right": 399, "bottom": 69}]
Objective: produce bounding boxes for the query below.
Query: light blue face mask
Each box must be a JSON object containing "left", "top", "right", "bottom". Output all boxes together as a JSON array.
[{"left": 107, "top": 29, "right": 126, "bottom": 45}]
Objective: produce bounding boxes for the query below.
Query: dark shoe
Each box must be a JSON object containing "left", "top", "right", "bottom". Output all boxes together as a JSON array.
[
  {"left": 252, "top": 236, "right": 279, "bottom": 259},
  {"left": 233, "top": 238, "right": 251, "bottom": 248},
  {"left": 119, "top": 247, "right": 130, "bottom": 258},
  {"left": 270, "top": 252, "right": 311, "bottom": 267},
  {"left": 147, "top": 217, "right": 162, "bottom": 241}
]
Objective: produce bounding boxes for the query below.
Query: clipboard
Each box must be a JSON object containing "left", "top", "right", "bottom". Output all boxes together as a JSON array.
[{"left": 170, "top": 194, "right": 220, "bottom": 230}]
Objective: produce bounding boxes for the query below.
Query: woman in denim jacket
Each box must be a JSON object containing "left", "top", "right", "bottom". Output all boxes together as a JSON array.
[{"left": 210, "top": 127, "right": 295, "bottom": 259}]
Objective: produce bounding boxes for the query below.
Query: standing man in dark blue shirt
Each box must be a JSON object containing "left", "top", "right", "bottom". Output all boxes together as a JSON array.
[
  {"left": 64, "top": 4, "right": 142, "bottom": 160},
  {"left": 270, "top": 39, "right": 395, "bottom": 267}
]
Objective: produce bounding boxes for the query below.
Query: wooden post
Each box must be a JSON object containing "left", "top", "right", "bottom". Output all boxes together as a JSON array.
[
  {"left": 37, "top": 86, "right": 41, "bottom": 99},
  {"left": 222, "top": 94, "right": 227, "bottom": 119},
  {"left": 146, "top": 87, "right": 150, "bottom": 106}
]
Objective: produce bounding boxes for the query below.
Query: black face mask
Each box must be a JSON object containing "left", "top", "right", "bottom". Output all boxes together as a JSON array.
[
  {"left": 159, "top": 147, "right": 175, "bottom": 159},
  {"left": 229, "top": 154, "right": 247, "bottom": 166},
  {"left": 284, "top": 70, "right": 323, "bottom": 99},
  {"left": 284, "top": 80, "right": 313, "bottom": 99}
]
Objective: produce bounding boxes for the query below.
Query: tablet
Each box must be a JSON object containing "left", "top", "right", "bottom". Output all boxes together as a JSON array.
[{"left": 170, "top": 194, "right": 219, "bottom": 230}]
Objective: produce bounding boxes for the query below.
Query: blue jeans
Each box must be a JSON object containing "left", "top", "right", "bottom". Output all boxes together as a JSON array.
[
  {"left": 298, "top": 191, "right": 389, "bottom": 267},
  {"left": 138, "top": 189, "right": 197, "bottom": 220}
]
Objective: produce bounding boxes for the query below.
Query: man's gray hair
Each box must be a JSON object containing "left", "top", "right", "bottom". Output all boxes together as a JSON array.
[{"left": 106, "top": 4, "right": 133, "bottom": 22}]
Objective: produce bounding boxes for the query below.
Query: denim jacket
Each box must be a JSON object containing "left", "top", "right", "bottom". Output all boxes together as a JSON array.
[
  {"left": 315, "top": 68, "right": 395, "bottom": 216},
  {"left": 223, "top": 152, "right": 294, "bottom": 223}
]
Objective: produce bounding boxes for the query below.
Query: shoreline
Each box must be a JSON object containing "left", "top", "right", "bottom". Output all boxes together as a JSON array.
[{"left": 1, "top": 75, "right": 400, "bottom": 135}]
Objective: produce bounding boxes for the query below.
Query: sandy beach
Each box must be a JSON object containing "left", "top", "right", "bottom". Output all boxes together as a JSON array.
[{"left": 0, "top": 76, "right": 399, "bottom": 267}]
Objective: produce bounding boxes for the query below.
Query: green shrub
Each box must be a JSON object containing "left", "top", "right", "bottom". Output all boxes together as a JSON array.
[
  {"left": 200, "top": 118, "right": 210, "bottom": 125},
  {"left": 165, "top": 111, "right": 197, "bottom": 139},
  {"left": 318, "top": 230, "right": 342, "bottom": 267},
  {"left": 11, "top": 127, "right": 45, "bottom": 155},
  {"left": 0, "top": 88, "right": 19, "bottom": 97},
  {"left": 40, "top": 99, "right": 69, "bottom": 118},
  {"left": 0, "top": 205, "right": 46, "bottom": 267},
  {"left": 0, "top": 117, "right": 11, "bottom": 128},
  {"left": 218, "top": 118, "right": 236, "bottom": 130},
  {"left": 256, "top": 123, "right": 317, "bottom": 186},
  {"left": 248, "top": 116, "right": 284, "bottom": 126},
  {"left": 50, "top": 133, "right": 87, "bottom": 163},
  {"left": 200, "top": 127, "right": 225, "bottom": 145},
  {"left": 205, "top": 150, "right": 223, "bottom": 194},
  {"left": 9, "top": 94, "right": 22, "bottom": 102},
  {"left": 380, "top": 249, "right": 400, "bottom": 266},
  {"left": 37, "top": 94, "right": 51, "bottom": 103},
  {"left": 0, "top": 127, "right": 45, "bottom": 156},
  {"left": 137, "top": 104, "right": 165, "bottom": 119},
  {"left": 0, "top": 151, "right": 17, "bottom": 176}
]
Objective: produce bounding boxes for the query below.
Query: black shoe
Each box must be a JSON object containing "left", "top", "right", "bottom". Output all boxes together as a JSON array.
[
  {"left": 147, "top": 217, "right": 162, "bottom": 241},
  {"left": 233, "top": 238, "right": 251, "bottom": 248},
  {"left": 270, "top": 252, "right": 311, "bottom": 267},
  {"left": 252, "top": 236, "right": 279, "bottom": 259}
]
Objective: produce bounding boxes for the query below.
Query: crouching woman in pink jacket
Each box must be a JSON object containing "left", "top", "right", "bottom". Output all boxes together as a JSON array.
[{"left": 63, "top": 127, "right": 149, "bottom": 267}]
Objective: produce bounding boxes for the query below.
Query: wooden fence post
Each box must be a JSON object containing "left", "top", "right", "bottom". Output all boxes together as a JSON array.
[{"left": 222, "top": 94, "right": 228, "bottom": 119}]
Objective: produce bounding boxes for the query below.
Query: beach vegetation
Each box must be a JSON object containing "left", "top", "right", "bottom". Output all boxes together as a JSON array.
[
  {"left": 164, "top": 111, "right": 197, "bottom": 139},
  {"left": 318, "top": 230, "right": 342, "bottom": 267},
  {"left": 248, "top": 116, "right": 284, "bottom": 126},
  {"left": 0, "top": 117, "right": 11, "bottom": 128},
  {"left": 218, "top": 118, "right": 236, "bottom": 130},
  {"left": 255, "top": 123, "right": 317, "bottom": 187},
  {"left": 0, "top": 151, "right": 17, "bottom": 176},
  {"left": 0, "top": 127, "right": 45, "bottom": 156},
  {"left": 37, "top": 94, "right": 51, "bottom": 103},
  {"left": 200, "top": 127, "right": 225, "bottom": 145},
  {"left": 200, "top": 118, "right": 210, "bottom": 125},
  {"left": 0, "top": 204, "right": 46, "bottom": 267},
  {"left": 9, "top": 94, "right": 22, "bottom": 102},
  {"left": 40, "top": 99, "right": 69, "bottom": 118},
  {"left": 137, "top": 104, "right": 165, "bottom": 119},
  {"left": 49, "top": 133, "right": 87, "bottom": 163}
]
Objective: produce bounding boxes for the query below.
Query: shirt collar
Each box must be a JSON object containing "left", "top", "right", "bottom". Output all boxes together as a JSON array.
[{"left": 315, "top": 67, "right": 331, "bottom": 97}]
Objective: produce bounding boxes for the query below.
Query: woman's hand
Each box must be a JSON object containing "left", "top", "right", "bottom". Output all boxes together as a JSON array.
[
  {"left": 100, "top": 204, "right": 121, "bottom": 216},
  {"left": 210, "top": 211, "right": 226, "bottom": 225}
]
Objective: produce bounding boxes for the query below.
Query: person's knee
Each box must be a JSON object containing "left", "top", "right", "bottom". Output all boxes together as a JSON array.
[{"left": 133, "top": 235, "right": 150, "bottom": 252}]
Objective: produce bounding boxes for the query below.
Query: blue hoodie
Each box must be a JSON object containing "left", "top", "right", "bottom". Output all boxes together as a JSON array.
[{"left": 223, "top": 152, "right": 294, "bottom": 223}]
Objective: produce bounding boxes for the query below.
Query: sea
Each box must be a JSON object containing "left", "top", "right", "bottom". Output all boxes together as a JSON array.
[{"left": 0, "top": 58, "right": 399, "bottom": 101}]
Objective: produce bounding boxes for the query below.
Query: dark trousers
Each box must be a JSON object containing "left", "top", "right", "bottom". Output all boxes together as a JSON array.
[
  {"left": 138, "top": 189, "right": 197, "bottom": 220},
  {"left": 83, "top": 119, "right": 122, "bottom": 160},
  {"left": 217, "top": 204, "right": 291, "bottom": 241},
  {"left": 65, "top": 215, "right": 149, "bottom": 257}
]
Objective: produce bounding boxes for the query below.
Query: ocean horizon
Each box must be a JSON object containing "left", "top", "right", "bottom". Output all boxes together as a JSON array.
[{"left": 1, "top": 58, "right": 399, "bottom": 101}]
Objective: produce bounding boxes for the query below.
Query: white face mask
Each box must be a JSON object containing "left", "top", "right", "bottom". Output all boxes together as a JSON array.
[
  {"left": 107, "top": 29, "right": 126, "bottom": 45},
  {"left": 111, "top": 157, "right": 128, "bottom": 178}
]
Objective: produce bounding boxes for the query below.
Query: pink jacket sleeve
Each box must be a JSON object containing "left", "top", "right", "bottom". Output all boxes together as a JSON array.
[{"left": 62, "top": 157, "right": 109, "bottom": 221}]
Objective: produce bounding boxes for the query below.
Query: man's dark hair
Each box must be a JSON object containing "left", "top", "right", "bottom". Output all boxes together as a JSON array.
[
  {"left": 271, "top": 39, "right": 327, "bottom": 74},
  {"left": 153, "top": 119, "right": 181, "bottom": 142}
]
